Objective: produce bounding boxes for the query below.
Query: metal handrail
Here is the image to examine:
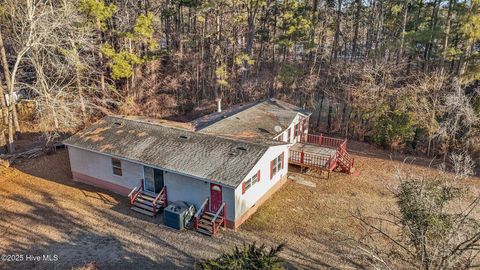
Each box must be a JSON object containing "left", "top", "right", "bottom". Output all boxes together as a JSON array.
[
  {"left": 194, "top": 197, "right": 209, "bottom": 230},
  {"left": 211, "top": 202, "right": 226, "bottom": 224},
  {"left": 194, "top": 197, "right": 209, "bottom": 219},
  {"left": 128, "top": 186, "right": 139, "bottom": 198}
]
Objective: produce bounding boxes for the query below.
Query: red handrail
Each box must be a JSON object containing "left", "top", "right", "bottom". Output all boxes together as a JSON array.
[
  {"left": 211, "top": 202, "right": 226, "bottom": 235},
  {"left": 327, "top": 153, "right": 337, "bottom": 171},
  {"left": 128, "top": 179, "right": 144, "bottom": 205},
  {"left": 152, "top": 186, "right": 167, "bottom": 216},
  {"left": 335, "top": 139, "right": 354, "bottom": 172}
]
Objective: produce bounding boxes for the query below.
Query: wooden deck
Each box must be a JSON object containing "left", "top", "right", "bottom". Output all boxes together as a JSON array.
[
  {"left": 289, "top": 143, "right": 336, "bottom": 168},
  {"left": 291, "top": 143, "right": 337, "bottom": 157},
  {"left": 288, "top": 134, "right": 354, "bottom": 175}
]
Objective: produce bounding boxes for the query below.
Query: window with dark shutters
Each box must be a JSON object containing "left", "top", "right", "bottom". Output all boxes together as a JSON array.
[
  {"left": 257, "top": 170, "right": 260, "bottom": 182},
  {"left": 242, "top": 181, "right": 246, "bottom": 194}
]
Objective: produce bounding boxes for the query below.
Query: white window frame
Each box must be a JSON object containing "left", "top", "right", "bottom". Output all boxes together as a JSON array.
[
  {"left": 245, "top": 172, "right": 259, "bottom": 192},
  {"left": 272, "top": 154, "right": 284, "bottom": 178}
]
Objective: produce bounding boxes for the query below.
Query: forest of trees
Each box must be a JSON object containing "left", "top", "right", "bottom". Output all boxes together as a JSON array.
[{"left": 0, "top": 0, "right": 478, "bottom": 161}]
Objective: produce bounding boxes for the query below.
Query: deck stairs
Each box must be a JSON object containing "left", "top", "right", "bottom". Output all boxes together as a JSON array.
[
  {"left": 194, "top": 198, "right": 226, "bottom": 236},
  {"left": 336, "top": 148, "right": 355, "bottom": 174},
  {"left": 128, "top": 183, "right": 167, "bottom": 217}
]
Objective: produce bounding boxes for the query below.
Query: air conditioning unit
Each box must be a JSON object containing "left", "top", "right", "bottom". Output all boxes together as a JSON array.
[{"left": 163, "top": 201, "right": 195, "bottom": 230}]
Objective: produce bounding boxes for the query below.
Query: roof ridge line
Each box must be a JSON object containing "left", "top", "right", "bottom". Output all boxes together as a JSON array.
[{"left": 107, "top": 115, "right": 276, "bottom": 148}]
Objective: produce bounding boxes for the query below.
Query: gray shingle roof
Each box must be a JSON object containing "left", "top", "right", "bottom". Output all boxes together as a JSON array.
[
  {"left": 63, "top": 116, "right": 272, "bottom": 188},
  {"left": 197, "top": 98, "right": 311, "bottom": 140}
]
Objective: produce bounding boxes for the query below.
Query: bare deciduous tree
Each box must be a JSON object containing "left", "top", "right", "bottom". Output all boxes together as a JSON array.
[{"left": 351, "top": 153, "right": 480, "bottom": 269}]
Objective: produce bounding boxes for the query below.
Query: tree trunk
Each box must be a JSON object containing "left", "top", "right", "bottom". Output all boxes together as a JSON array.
[
  {"left": 70, "top": 41, "right": 87, "bottom": 125},
  {"left": 0, "top": 110, "right": 5, "bottom": 154},
  {"left": 242, "top": 0, "right": 259, "bottom": 85},
  {"left": 330, "top": 0, "right": 343, "bottom": 63},
  {"left": 351, "top": 0, "right": 361, "bottom": 61},
  {"left": 440, "top": 0, "right": 454, "bottom": 74},
  {"left": 0, "top": 26, "right": 20, "bottom": 138},
  {"left": 95, "top": 16, "right": 106, "bottom": 93},
  {"left": 7, "top": 103, "right": 14, "bottom": 153},
  {"left": 327, "top": 102, "right": 333, "bottom": 134},
  {"left": 316, "top": 94, "right": 325, "bottom": 128},
  {"left": 0, "top": 83, "right": 7, "bottom": 125},
  {"left": 397, "top": 0, "right": 409, "bottom": 64}
]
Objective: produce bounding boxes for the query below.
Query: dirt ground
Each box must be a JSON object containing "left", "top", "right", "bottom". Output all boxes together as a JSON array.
[{"left": 0, "top": 149, "right": 478, "bottom": 270}]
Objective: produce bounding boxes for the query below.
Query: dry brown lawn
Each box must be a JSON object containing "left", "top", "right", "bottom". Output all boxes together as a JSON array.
[{"left": 0, "top": 149, "right": 478, "bottom": 270}]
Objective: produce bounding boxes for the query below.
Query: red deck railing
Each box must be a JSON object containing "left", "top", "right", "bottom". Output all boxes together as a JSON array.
[
  {"left": 301, "top": 134, "right": 346, "bottom": 149},
  {"left": 289, "top": 149, "right": 333, "bottom": 170},
  {"left": 290, "top": 134, "right": 351, "bottom": 174}
]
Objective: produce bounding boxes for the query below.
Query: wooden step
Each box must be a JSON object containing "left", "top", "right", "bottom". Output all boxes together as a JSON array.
[
  {"left": 196, "top": 227, "right": 213, "bottom": 236},
  {"left": 200, "top": 211, "right": 217, "bottom": 220},
  {"left": 130, "top": 206, "right": 155, "bottom": 217},
  {"left": 197, "top": 222, "right": 213, "bottom": 231},
  {"left": 138, "top": 193, "right": 155, "bottom": 201},
  {"left": 201, "top": 215, "right": 215, "bottom": 222},
  {"left": 134, "top": 197, "right": 156, "bottom": 205},
  {"left": 199, "top": 217, "right": 223, "bottom": 226},
  {"left": 142, "top": 198, "right": 165, "bottom": 207},
  {"left": 133, "top": 201, "right": 160, "bottom": 211}
]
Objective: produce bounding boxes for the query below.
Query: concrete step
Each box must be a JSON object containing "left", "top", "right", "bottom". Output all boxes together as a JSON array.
[{"left": 130, "top": 206, "right": 155, "bottom": 217}]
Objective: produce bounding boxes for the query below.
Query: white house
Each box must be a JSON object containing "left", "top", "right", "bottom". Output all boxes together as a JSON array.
[{"left": 64, "top": 99, "right": 315, "bottom": 235}]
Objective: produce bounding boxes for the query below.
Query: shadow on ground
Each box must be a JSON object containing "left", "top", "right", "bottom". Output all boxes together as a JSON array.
[{"left": 1, "top": 150, "right": 370, "bottom": 269}]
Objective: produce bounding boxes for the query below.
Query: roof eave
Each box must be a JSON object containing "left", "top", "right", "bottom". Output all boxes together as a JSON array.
[{"left": 64, "top": 143, "right": 242, "bottom": 189}]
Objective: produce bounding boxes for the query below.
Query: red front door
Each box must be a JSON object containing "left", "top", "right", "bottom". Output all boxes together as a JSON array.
[{"left": 210, "top": 183, "right": 223, "bottom": 213}]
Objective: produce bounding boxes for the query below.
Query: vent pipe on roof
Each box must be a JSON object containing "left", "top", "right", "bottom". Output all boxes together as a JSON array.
[{"left": 216, "top": 98, "right": 222, "bottom": 113}]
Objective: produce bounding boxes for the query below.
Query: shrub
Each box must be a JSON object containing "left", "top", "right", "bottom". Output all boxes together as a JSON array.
[{"left": 196, "top": 242, "right": 285, "bottom": 270}]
